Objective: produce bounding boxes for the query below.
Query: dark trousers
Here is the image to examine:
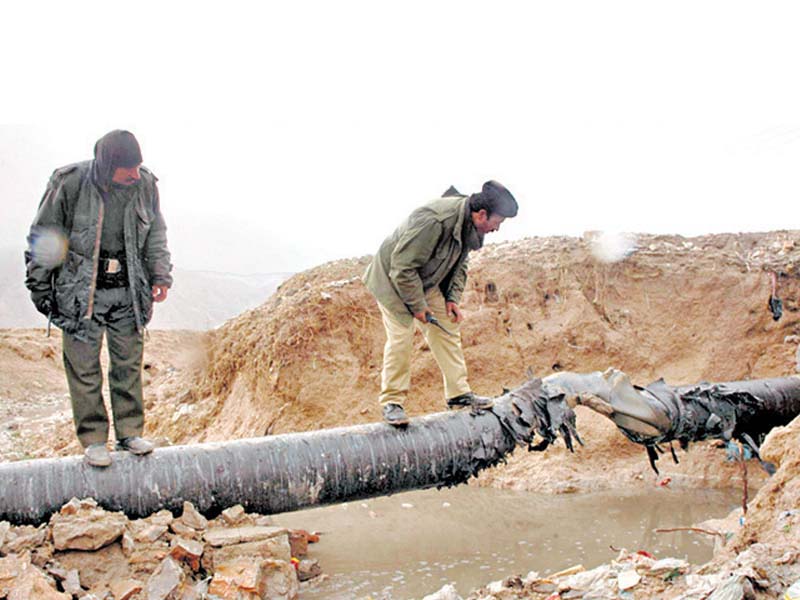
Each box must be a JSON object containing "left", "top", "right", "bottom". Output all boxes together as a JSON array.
[{"left": 62, "top": 287, "right": 144, "bottom": 447}]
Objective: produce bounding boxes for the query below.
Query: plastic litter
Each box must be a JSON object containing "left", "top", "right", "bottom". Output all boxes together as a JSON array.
[{"left": 785, "top": 578, "right": 800, "bottom": 600}]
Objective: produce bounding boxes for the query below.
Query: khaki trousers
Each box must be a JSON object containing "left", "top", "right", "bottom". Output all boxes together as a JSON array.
[
  {"left": 377, "top": 288, "right": 471, "bottom": 406},
  {"left": 62, "top": 287, "right": 145, "bottom": 447}
]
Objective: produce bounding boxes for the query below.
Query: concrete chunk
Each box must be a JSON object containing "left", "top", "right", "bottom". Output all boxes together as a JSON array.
[
  {"left": 178, "top": 503, "right": 207, "bottom": 531},
  {"left": 204, "top": 526, "right": 287, "bottom": 547},
  {"left": 7, "top": 564, "right": 70, "bottom": 600},
  {"left": 146, "top": 557, "right": 184, "bottom": 600},
  {"left": 220, "top": 505, "right": 246, "bottom": 526},
  {"left": 134, "top": 524, "right": 169, "bottom": 544},
  {"left": 50, "top": 505, "right": 127, "bottom": 552},
  {"left": 109, "top": 578, "right": 143, "bottom": 600},
  {"left": 169, "top": 537, "right": 204, "bottom": 572}
]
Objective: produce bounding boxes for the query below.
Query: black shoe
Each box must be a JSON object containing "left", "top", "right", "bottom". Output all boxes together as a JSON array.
[
  {"left": 382, "top": 403, "right": 410, "bottom": 427},
  {"left": 446, "top": 392, "right": 494, "bottom": 411},
  {"left": 116, "top": 436, "right": 155, "bottom": 455}
]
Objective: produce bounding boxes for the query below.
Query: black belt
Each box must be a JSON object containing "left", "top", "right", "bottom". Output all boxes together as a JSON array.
[
  {"left": 97, "top": 256, "right": 128, "bottom": 289},
  {"left": 96, "top": 276, "right": 128, "bottom": 289}
]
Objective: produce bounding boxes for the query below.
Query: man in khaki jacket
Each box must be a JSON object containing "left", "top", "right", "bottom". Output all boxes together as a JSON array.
[{"left": 363, "top": 181, "right": 518, "bottom": 426}]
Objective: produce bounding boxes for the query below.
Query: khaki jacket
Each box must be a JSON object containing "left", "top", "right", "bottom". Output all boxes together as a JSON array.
[{"left": 363, "top": 195, "right": 482, "bottom": 325}]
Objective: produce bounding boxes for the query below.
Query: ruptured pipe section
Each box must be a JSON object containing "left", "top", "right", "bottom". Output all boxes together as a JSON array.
[
  {"left": 0, "top": 378, "right": 580, "bottom": 525},
  {"left": 543, "top": 370, "right": 800, "bottom": 473}
]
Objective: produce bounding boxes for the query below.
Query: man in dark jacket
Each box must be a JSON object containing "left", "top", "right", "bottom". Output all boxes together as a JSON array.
[
  {"left": 25, "top": 130, "right": 173, "bottom": 467},
  {"left": 363, "top": 181, "right": 518, "bottom": 426}
]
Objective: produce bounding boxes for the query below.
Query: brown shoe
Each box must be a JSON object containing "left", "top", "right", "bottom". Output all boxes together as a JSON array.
[{"left": 84, "top": 443, "right": 112, "bottom": 467}]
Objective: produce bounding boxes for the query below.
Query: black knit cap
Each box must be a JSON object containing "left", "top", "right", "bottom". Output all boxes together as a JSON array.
[
  {"left": 92, "top": 130, "right": 143, "bottom": 189},
  {"left": 471, "top": 180, "right": 518, "bottom": 218}
]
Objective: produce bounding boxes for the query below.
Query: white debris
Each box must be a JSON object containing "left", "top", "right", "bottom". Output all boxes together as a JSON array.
[
  {"left": 486, "top": 579, "right": 505, "bottom": 593},
  {"left": 422, "top": 583, "right": 462, "bottom": 600},
  {"left": 649, "top": 558, "right": 689, "bottom": 575},
  {"left": 617, "top": 569, "right": 641, "bottom": 590}
]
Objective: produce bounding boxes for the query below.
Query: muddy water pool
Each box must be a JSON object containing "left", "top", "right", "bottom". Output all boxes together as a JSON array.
[{"left": 274, "top": 485, "right": 739, "bottom": 599}]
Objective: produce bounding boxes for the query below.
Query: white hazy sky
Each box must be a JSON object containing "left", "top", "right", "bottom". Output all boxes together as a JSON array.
[{"left": 2, "top": 1, "right": 799, "bottom": 274}]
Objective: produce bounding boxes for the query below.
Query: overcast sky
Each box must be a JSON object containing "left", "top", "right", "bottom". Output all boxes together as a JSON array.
[{"left": 2, "top": 1, "right": 799, "bottom": 274}]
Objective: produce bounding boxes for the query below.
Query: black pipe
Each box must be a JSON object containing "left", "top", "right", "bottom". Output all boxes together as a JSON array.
[
  {"left": 0, "top": 378, "right": 579, "bottom": 525},
  {"left": 6, "top": 373, "right": 795, "bottom": 525}
]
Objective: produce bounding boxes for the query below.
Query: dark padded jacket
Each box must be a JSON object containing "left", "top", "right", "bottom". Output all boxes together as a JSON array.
[{"left": 25, "top": 161, "right": 172, "bottom": 337}]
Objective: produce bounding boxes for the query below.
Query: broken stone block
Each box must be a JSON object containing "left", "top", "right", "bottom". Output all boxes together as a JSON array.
[
  {"left": 148, "top": 510, "right": 175, "bottom": 527},
  {"left": 55, "top": 543, "right": 132, "bottom": 591},
  {"left": 204, "top": 526, "right": 287, "bottom": 547},
  {"left": 146, "top": 557, "right": 185, "bottom": 600},
  {"left": 0, "top": 521, "right": 10, "bottom": 549},
  {"left": 177, "top": 578, "right": 209, "bottom": 600},
  {"left": 260, "top": 559, "right": 299, "bottom": 600},
  {"left": 297, "top": 558, "right": 322, "bottom": 582},
  {"left": 7, "top": 563, "right": 71, "bottom": 600},
  {"left": 43, "top": 561, "right": 68, "bottom": 583},
  {"left": 119, "top": 531, "right": 136, "bottom": 558},
  {"left": 5, "top": 525, "right": 49, "bottom": 554},
  {"left": 169, "top": 537, "right": 204, "bottom": 572},
  {"left": 0, "top": 552, "right": 31, "bottom": 597},
  {"left": 63, "top": 569, "right": 82, "bottom": 596},
  {"left": 127, "top": 543, "right": 169, "bottom": 580},
  {"left": 169, "top": 520, "right": 200, "bottom": 540},
  {"left": 288, "top": 530, "right": 319, "bottom": 558},
  {"left": 59, "top": 498, "right": 82, "bottom": 516},
  {"left": 207, "top": 557, "right": 264, "bottom": 599},
  {"left": 30, "top": 546, "right": 54, "bottom": 569},
  {"left": 204, "top": 535, "right": 292, "bottom": 572},
  {"left": 134, "top": 524, "right": 169, "bottom": 544},
  {"left": 50, "top": 506, "right": 127, "bottom": 551},
  {"left": 179, "top": 503, "right": 208, "bottom": 531},
  {"left": 109, "top": 578, "right": 143, "bottom": 600},
  {"left": 208, "top": 558, "right": 298, "bottom": 600},
  {"left": 220, "top": 505, "right": 246, "bottom": 526}
]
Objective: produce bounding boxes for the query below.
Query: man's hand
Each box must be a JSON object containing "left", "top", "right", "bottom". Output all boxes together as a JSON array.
[
  {"left": 413, "top": 308, "right": 433, "bottom": 324},
  {"left": 152, "top": 285, "right": 169, "bottom": 303},
  {"left": 31, "top": 289, "right": 55, "bottom": 317},
  {"left": 446, "top": 302, "right": 463, "bottom": 323}
]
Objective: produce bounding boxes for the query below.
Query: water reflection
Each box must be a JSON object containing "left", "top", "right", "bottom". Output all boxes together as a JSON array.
[{"left": 273, "top": 485, "right": 739, "bottom": 599}]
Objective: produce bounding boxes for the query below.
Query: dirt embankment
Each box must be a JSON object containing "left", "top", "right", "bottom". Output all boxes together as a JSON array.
[{"left": 135, "top": 230, "right": 800, "bottom": 494}]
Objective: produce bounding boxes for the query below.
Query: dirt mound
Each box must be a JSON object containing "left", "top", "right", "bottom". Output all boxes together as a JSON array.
[{"left": 137, "top": 230, "right": 800, "bottom": 492}]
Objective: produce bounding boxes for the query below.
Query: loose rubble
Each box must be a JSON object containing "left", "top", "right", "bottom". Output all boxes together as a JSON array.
[{"left": 0, "top": 498, "right": 320, "bottom": 599}]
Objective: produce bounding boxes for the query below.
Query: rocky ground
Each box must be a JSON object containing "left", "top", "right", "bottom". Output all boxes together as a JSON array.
[
  {"left": 2, "top": 230, "right": 800, "bottom": 598},
  {"left": 0, "top": 497, "right": 321, "bottom": 599}
]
